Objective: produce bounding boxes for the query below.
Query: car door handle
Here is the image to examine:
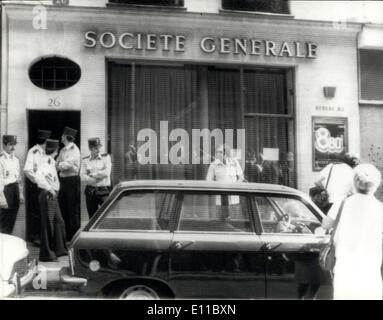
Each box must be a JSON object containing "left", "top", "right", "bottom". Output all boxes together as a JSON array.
[
  {"left": 172, "top": 240, "right": 195, "bottom": 250},
  {"left": 263, "top": 242, "right": 282, "bottom": 251}
]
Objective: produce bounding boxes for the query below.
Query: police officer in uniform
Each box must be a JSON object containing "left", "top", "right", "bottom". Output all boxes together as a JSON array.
[
  {"left": 0, "top": 135, "right": 24, "bottom": 234},
  {"left": 24, "top": 129, "right": 51, "bottom": 244},
  {"left": 56, "top": 127, "right": 81, "bottom": 241},
  {"left": 81, "top": 137, "right": 112, "bottom": 219},
  {"left": 35, "top": 139, "right": 67, "bottom": 262}
]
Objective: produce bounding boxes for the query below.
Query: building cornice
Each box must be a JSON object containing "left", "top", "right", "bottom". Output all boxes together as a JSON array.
[{"left": 1, "top": 2, "right": 362, "bottom": 34}]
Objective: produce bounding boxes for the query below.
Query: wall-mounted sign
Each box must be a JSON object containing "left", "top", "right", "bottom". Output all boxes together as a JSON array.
[
  {"left": 315, "top": 105, "right": 345, "bottom": 112},
  {"left": 312, "top": 117, "right": 348, "bottom": 171},
  {"left": 84, "top": 31, "right": 318, "bottom": 58}
]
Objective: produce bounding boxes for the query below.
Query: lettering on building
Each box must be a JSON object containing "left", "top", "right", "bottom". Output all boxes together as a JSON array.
[{"left": 84, "top": 31, "right": 318, "bottom": 59}]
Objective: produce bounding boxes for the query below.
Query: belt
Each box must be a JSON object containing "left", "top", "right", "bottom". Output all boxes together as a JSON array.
[
  {"left": 60, "top": 175, "right": 79, "bottom": 178},
  {"left": 5, "top": 182, "right": 18, "bottom": 187}
]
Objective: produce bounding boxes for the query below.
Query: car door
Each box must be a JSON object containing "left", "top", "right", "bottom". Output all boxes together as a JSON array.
[
  {"left": 252, "top": 194, "right": 332, "bottom": 299},
  {"left": 77, "top": 190, "right": 176, "bottom": 282},
  {"left": 168, "top": 191, "right": 266, "bottom": 299}
]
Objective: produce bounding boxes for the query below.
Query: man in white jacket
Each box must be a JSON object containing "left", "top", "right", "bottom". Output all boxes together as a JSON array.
[{"left": 35, "top": 139, "right": 67, "bottom": 262}]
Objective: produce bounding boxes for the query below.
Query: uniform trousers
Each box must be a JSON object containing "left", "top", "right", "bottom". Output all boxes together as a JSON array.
[
  {"left": 84, "top": 185, "right": 110, "bottom": 219},
  {"left": 38, "top": 189, "right": 67, "bottom": 262},
  {"left": 58, "top": 176, "right": 80, "bottom": 242},
  {"left": 0, "top": 182, "right": 20, "bottom": 234},
  {"left": 25, "top": 180, "right": 41, "bottom": 242}
]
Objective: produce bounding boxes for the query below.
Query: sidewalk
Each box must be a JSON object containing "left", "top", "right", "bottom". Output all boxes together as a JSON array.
[{"left": 27, "top": 244, "right": 69, "bottom": 281}]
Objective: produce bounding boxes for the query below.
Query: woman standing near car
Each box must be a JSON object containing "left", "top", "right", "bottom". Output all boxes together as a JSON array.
[
  {"left": 313, "top": 153, "right": 358, "bottom": 214},
  {"left": 322, "top": 164, "right": 383, "bottom": 300}
]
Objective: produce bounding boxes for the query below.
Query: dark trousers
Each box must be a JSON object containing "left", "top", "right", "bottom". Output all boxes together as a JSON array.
[
  {"left": 58, "top": 176, "right": 80, "bottom": 242},
  {"left": 85, "top": 186, "right": 110, "bottom": 219},
  {"left": 0, "top": 183, "right": 20, "bottom": 235},
  {"left": 39, "top": 189, "right": 67, "bottom": 262},
  {"left": 25, "top": 180, "right": 41, "bottom": 242}
]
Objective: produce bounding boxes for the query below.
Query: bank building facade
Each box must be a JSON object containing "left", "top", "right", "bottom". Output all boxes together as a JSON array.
[{"left": 1, "top": 0, "right": 382, "bottom": 238}]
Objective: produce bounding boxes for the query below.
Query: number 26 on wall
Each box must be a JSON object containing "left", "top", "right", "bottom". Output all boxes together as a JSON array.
[{"left": 48, "top": 97, "right": 61, "bottom": 107}]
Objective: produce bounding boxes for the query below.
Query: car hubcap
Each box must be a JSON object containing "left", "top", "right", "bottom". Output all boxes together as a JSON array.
[{"left": 120, "top": 285, "right": 159, "bottom": 300}]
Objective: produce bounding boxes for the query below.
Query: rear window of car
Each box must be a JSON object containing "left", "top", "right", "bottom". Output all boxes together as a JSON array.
[
  {"left": 253, "top": 195, "right": 321, "bottom": 234},
  {"left": 93, "top": 191, "right": 175, "bottom": 231},
  {"left": 177, "top": 193, "right": 253, "bottom": 233}
]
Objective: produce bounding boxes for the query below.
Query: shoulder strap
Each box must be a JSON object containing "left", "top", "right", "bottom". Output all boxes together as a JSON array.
[
  {"left": 330, "top": 199, "right": 346, "bottom": 243},
  {"left": 325, "top": 164, "right": 334, "bottom": 190}
]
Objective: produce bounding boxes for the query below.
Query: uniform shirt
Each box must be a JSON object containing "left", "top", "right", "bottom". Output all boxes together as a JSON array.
[
  {"left": 206, "top": 158, "right": 244, "bottom": 182},
  {"left": 206, "top": 158, "right": 244, "bottom": 205},
  {"left": 24, "top": 144, "right": 46, "bottom": 184},
  {"left": 35, "top": 155, "right": 60, "bottom": 192},
  {"left": 80, "top": 153, "right": 112, "bottom": 187},
  {"left": 319, "top": 163, "right": 355, "bottom": 203},
  {"left": 56, "top": 142, "right": 81, "bottom": 178},
  {"left": 0, "top": 151, "right": 21, "bottom": 194}
]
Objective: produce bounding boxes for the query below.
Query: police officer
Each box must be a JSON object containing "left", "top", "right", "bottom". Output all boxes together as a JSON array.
[
  {"left": 56, "top": 127, "right": 81, "bottom": 241},
  {"left": 35, "top": 139, "right": 67, "bottom": 262},
  {"left": 24, "top": 129, "right": 51, "bottom": 244},
  {"left": 81, "top": 137, "right": 112, "bottom": 219},
  {"left": 0, "top": 135, "right": 24, "bottom": 234}
]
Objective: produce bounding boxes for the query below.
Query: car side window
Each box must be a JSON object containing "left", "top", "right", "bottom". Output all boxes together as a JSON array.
[
  {"left": 255, "top": 196, "right": 321, "bottom": 234},
  {"left": 94, "top": 191, "right": 175, "bottom": 231},
  {"left": 177, "top": 193, "right": 253, "bottom": 233}
]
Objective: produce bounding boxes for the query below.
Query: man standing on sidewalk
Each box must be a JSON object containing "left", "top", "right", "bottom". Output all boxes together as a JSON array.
[
  {"left": 81, "top": 137, "right": 112, "bottom": 219},
  {"left": 24, "top": 129, "right": 51, "bottom": 245},
  {"left": 35, "top": 139, "right": 67, "bottom": 262},
  {"left": 0, "top": 135, "right": 24, "bottom": 234},
  {"left": 56, "top": 127, "right": 81, "bottom": 241}
]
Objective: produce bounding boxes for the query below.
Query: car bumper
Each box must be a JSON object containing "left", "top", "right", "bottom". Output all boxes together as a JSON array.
[
  {"left": 2, "top": 259, "right": 38, "bottom": 298},
  {"left": 59, "top": 267, "right": 87, "bottom": 287}
]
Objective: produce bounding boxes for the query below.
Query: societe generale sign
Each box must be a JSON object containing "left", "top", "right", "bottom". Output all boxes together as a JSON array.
[{"left": 84, "top": 31, "right": 318, "bottom": 59}]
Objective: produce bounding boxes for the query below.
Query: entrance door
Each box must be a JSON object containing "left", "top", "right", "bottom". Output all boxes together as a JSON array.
[{"left": 25, "top": 110, "right": 81, "bottom": 241}]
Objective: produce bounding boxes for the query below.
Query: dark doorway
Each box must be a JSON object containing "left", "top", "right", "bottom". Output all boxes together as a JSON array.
[
  {"left": 25, "top": 110, "right": 81, "bottom": 241},
  {"left": 27, "top": 110, "right": 81, "bottom": 149}
]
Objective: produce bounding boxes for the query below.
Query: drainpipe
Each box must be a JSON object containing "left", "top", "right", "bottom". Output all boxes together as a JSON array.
[
  {"left": 356, "top": 23, "right": 365, "bottom": 103},
  {"left": 0, "top": 3, "right": 8, "bottom": 138},
  {"left": 0, "top": 3, "right": 2, "bottom": 139}
]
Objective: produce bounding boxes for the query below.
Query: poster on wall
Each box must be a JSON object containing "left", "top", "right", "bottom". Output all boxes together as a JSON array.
[{"left": 312, "top": 117, "right": 348, "bottom": 171}]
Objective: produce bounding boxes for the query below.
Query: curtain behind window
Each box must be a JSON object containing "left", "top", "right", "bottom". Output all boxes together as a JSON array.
[
  {"left": 109, "top": 63, "right": 203, "bottom": 183},
  {"left": 243, "top": 70, "right": 295, "bottom": 187},
  {"left": 109, "top": 62, "right": 293, "bottom": 186},
  {"left": 207, "top": 67, "right": 243, "bottom": 162}
]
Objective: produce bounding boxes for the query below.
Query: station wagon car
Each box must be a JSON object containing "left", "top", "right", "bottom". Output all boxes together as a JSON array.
[{"left": 60, "top": 180, "right": 332, "bottom": 299}]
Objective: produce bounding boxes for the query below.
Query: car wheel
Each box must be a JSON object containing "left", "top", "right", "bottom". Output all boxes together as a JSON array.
[{"left": 112, "top": 284, "right": 160, "bottom": 300}]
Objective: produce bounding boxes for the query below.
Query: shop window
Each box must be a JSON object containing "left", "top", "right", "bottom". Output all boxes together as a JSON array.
[
  {"left": 222, "top": 0, "right": 290, "bottom": 14},
  {"left": 108, "top": 0, "right": 184, "bottom": 6},
  {"left": 108, "top": 62, "right": 295, "bottom": 188},
  {"left": 360, "top": 49, "right": 383, "bottom": 101},
  {"left": 29, "top": 56, "right": 81, "bottom": 91}
]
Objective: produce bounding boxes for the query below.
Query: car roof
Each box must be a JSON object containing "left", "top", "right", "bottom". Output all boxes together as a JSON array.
[{"left": 115, "top": 180, "right": 302, "bottom": 195}]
